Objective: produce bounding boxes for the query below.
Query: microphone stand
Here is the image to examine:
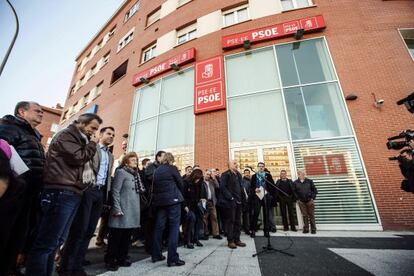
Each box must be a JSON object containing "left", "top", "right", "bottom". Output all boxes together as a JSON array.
[{"left": 248, "top": 167, "right": 295, "bottom": 258}]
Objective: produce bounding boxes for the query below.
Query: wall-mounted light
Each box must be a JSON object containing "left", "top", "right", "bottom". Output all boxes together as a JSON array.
[
  {"left": 243, "top": 39, "right": 251, "bottom": 50},
  {"left": 170, "top": 63, "right": 180, "bottom": 71},
  {"left": 372, "top": 93, "right": 385, "bottom": 108},
  {"left": 140, "top": 77, "right": 149, "bottom": 84},
  {"left": 292, "top": 42, "right": 301, "bottom": 50},
  {"left": 345, "top": 93, "right": 358, "bottom": 101},
  {"left": 295, "top": 29, "right": 305, "bottom": 40}
]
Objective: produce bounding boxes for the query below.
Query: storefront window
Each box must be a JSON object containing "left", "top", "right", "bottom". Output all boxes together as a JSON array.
[
  {"left": 130, "top": 68, "right": 194, "bottom": 170},
  {"left": 160, "top": 71, "right": 194, "bottom": 113},
  {"left": 226, "top": 47, "right": 280, "bottom": 97},
  {"left": 228, "top": 90, "right": 288, "bottom": 147},
  {"left": 276, "top": 39, "right": 335, "bottom": 86},
  {"left": 284, "top": 83, "right": 352, "bottom": 140},
  {"left": 293, "top": 138, "right": 378, "bottom": 224},
  {"left": 136, "top": 81, "right": 160, "bottom": 121}
]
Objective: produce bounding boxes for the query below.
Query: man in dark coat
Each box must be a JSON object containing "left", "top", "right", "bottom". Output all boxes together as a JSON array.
[
  {"left": 241, "top": 169, "right": 251, "bottom": 235},
  {"left": 219, "top": 160, "right": 246, "bottom": 249},
  {"left": 276, "top": 170, "right": 297, "bottom": 232},
  {"left": 249, "top": 162, "right": 276, "bottom": 238},
  {"left": 0, "top": 101, "right": 45, "bottom": 269},
  {"left": 25, "top": 113, "right": 101, "bottom": 276},
  {"left": 293, "top": 171, "right": 318, "bottom": 234}
]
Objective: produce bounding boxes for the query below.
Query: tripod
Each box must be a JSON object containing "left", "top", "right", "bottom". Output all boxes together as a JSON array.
[{"left": 249, "top": 167, "right": 295, "bottom": 258}]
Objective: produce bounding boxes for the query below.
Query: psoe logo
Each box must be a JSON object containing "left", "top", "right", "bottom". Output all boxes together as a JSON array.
[{"left": 202, "top": 63, "right": 214, "bottom": 79}]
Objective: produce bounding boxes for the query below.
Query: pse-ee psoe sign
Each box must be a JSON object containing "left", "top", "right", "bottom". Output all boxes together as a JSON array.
[
  {"left": 194, "top": 56, "right": 226, "bottom": 114},
  {"left": 222, "top": 15, "right": 326, "bottom": 49},
  {"left": 132, "top": 48, "right": 196, "bottom": 86}
]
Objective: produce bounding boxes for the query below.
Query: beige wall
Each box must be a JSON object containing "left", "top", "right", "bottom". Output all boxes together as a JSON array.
[
  {"left": 250, "top": 0, "right": 282, "bottom": 19},
  {"left": 198, "top": 10, "right": 222, "bottom": 37},
  {"left": 157, "top": 30, "right": 177, "bottom": 55},
  {"left": 161, "top": 0, "right": 178, "bottom": 18}
]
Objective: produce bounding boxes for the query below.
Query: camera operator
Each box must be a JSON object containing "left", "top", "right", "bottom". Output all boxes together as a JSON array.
[{"left": 397, "top": 146, "right": 414, "bottom": 193}]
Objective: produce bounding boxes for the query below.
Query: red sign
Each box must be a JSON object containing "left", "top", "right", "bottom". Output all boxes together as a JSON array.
[
  {"left": 304, "top": 155, "right": 327, "bottom": 176},
  {"left": 132, "top": 48, "right": 196, "bottom": 86},
  {"left": 194, "top": 56, "right": 226, "bottom": 114},
  {"left": 326, "top": 154, "right": 348, "bottom": 175},
  {"left": 304, "top": 154, "right": 348, "bottom": 176},
  {"left": 222, "top": 15, "right": 326, "bottom": 49}
]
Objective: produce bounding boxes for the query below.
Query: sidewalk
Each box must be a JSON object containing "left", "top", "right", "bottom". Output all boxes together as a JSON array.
[
  {"left": 98, "top": 234, "right": 259, "bottom": 276},
  {"left": 89, "top": 231, "right": 414, "bottom": 276}
]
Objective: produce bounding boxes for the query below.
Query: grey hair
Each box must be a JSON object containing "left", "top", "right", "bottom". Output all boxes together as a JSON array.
[{"left": 14, "top": 101, "right": 40, "bottom": 116}]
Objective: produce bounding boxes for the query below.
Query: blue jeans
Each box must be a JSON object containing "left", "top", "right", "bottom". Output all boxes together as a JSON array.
[
  {"left": 60, "top": 187, "right": 103, "bottom": 272},
  {"left": 152, "top": 203, "right": 181, "bottom": 264},
  {"left": 185, "top": 210, "right": 203, "bottom": 244},
  {"left": 26, "top": 189, "right": 81, "bottom": 276}
]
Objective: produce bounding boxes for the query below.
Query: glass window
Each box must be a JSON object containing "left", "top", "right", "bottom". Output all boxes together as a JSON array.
[
  {"left": 281, "top": 0, "right": 311, "bottom": 11},
  {"left": 293, "top": 138, "right": 378, "bottom": 224},
  {"left": 276, "top": 39, "right": 336, "bottom": 86},
  {"left": 131, "top": 118, "right": 157, "bottom": 158},
  {"left": 228, "top": 90, "right": 289, "bottom": 147},
  {"left": 399, "top": 29, "right": 414, "bottom": 59},
  {"left": 137, "top": 81, "right": 160, "bottom": 121},
  {"left": 223, "top": 5, "right": 249, "bottom": 27},
  {"left": 226, "top": 48, "right": 280, "bottom": 97},
  {"left": 157, "top": 107, "right": 194, "bottom": 150},
  {"left": 160, "top": 68, "right": 194, "bottom": 113},
  {"left": 147, "top": 7, "right": 160, "bottom": 26},
  {"left": 284, "top": 83, "right": 352, "bottom": 140},
  {"left": 176, "top": 24, "right": 197, "bottom": 45},
  {"left": 142, "top": 43, "right": 157, "bottom": 63}
]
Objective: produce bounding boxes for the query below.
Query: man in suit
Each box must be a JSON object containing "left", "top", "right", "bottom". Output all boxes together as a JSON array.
[
  {"left": 59, "top": 127, "right": 115, "bottom": 275},
  {"left": 219, "top": 160, "right": 246, "bottom": 249},
  {"left": 249, "top": 162, "right": 276, "bottom": 238}
]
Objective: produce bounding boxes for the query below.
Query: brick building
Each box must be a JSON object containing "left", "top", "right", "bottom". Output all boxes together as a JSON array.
[
  {"left": 37, "top": 105, "right": 62, "bottom": 149},
  {"left": 60, "top": 0, "right": 414, "bottom": 230}
]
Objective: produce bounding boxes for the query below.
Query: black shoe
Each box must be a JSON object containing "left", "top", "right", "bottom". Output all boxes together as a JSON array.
[
  {"left": 185, "top": 243, "right": 194, "bottom": 249},
  {"left": 271, "top": 228, "right": 277, "bottom": 233},
  {"left": 244, "top": 230, "right": 251, "bottom": 235},
  {"left": 195, "top": 241, "right": 203, "bottom": 247},
  {"left": 117, "top": 260, "right": 132, "bottom": 267},
  {"left": 250, "top": 232, "right": 256, "bottom": 238},
  {"left": 151, "top": 255, "right": 166, "bottom": 263},
  {"left": 82, "top": 259, "right": 91, "bottom": 266},
  {"left": 303, "top": 230, "right": 309, "bottom": 234},
  {"left": 311, "top": 230, "right": 317, "bottom": 234},
  {"left": 291, "top": 228, "right": 297, "bottom": 232},
  {"left": 105, "top": 262, "right": 119, "bottom": 271},
  {"left": 213, "top": 235, "right": 223, "bottom": 240},
  {"left": 167, "top": 259, "right": 185, "bottom": 267},
  {"left": 200, "top": 236, "right": 209, "bottom": 240},
  {"left": 264, "top": 232, "right": 270, "bottom": 238}
]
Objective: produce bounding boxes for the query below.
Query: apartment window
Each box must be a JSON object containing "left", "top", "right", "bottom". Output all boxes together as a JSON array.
[
  {"left": 111, "top": 60, "right": 128, "bottom": 84},
  {"left": 96, "top": 81, "right": 103, "bottom": 96},
  {"left": 125, "top": 1, "right": 140, "bottom": 22},
  {"left": 178, "top": 0, "right": 192, "bottom": 7},
  {"left": 70, "top": 85, "right": 76, "bottom": 95},
  {"left": 142, "top": 43, "right": 157, "bottom": 63},
  {"left": 62, "top": 110, "right": 68, "bottom": 120},
  {"left": 146, "top": 7, "right": 161, "bottom": 27},
  {"left": 399, "top": 29, "right": 414, "bottom": 59},
  {"left": 177, "top": 23, "right": 197, "bottom": 45},
  {"left": 223, "top": 5, "right": 249, "bottom": 27},
  {"left": 80, "top": 76, "right": 85, "bottom": 86},
  {"left": 84, "top": 92, "right": 91, "bottom": 105},
  {"left": 118, "top": 27, "right": 135, "bottom": 52},
  {"left": 281, "top": 0, "right": 312, "bottom": 11}
]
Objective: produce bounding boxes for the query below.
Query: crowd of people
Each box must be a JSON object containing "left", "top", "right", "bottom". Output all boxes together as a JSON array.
[{"left": 0, "top": 103, "right": 318, "bottom": 276}]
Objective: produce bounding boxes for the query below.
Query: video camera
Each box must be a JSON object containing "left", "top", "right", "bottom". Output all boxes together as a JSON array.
[{"left": 386, "top": 130, "right": 414, "bottom": 150}]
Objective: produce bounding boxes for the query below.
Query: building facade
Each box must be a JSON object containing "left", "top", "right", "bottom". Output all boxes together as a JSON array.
[
  {"left": 37, "top": 105, "right": 62, "bottom": 149},
  {"left": 61, "top": 0, "right": 414, "bottom": 230}
]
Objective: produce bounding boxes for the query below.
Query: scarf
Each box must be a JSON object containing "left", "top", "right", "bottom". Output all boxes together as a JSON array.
[
  {"left": 124, "top": 166, "right": 146, "bottom": 194},
  {"left": 80, "top": 132, "right": 96, "bottom": 186},
  {"left": 256, "top": 171, "right": 266, "bottom": 188}
]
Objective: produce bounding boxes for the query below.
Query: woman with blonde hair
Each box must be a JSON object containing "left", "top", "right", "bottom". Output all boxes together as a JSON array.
[
  {"left": 105, "top": 152, "right": 145, "bottom": 271},
  {"left": 151, "top": 152, "right": 185, "bottom": 267}
]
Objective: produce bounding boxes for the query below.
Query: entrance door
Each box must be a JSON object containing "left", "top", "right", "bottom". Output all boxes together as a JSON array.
[{"left": 231, "top": 144, "right": 299, "bottom": 229}]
